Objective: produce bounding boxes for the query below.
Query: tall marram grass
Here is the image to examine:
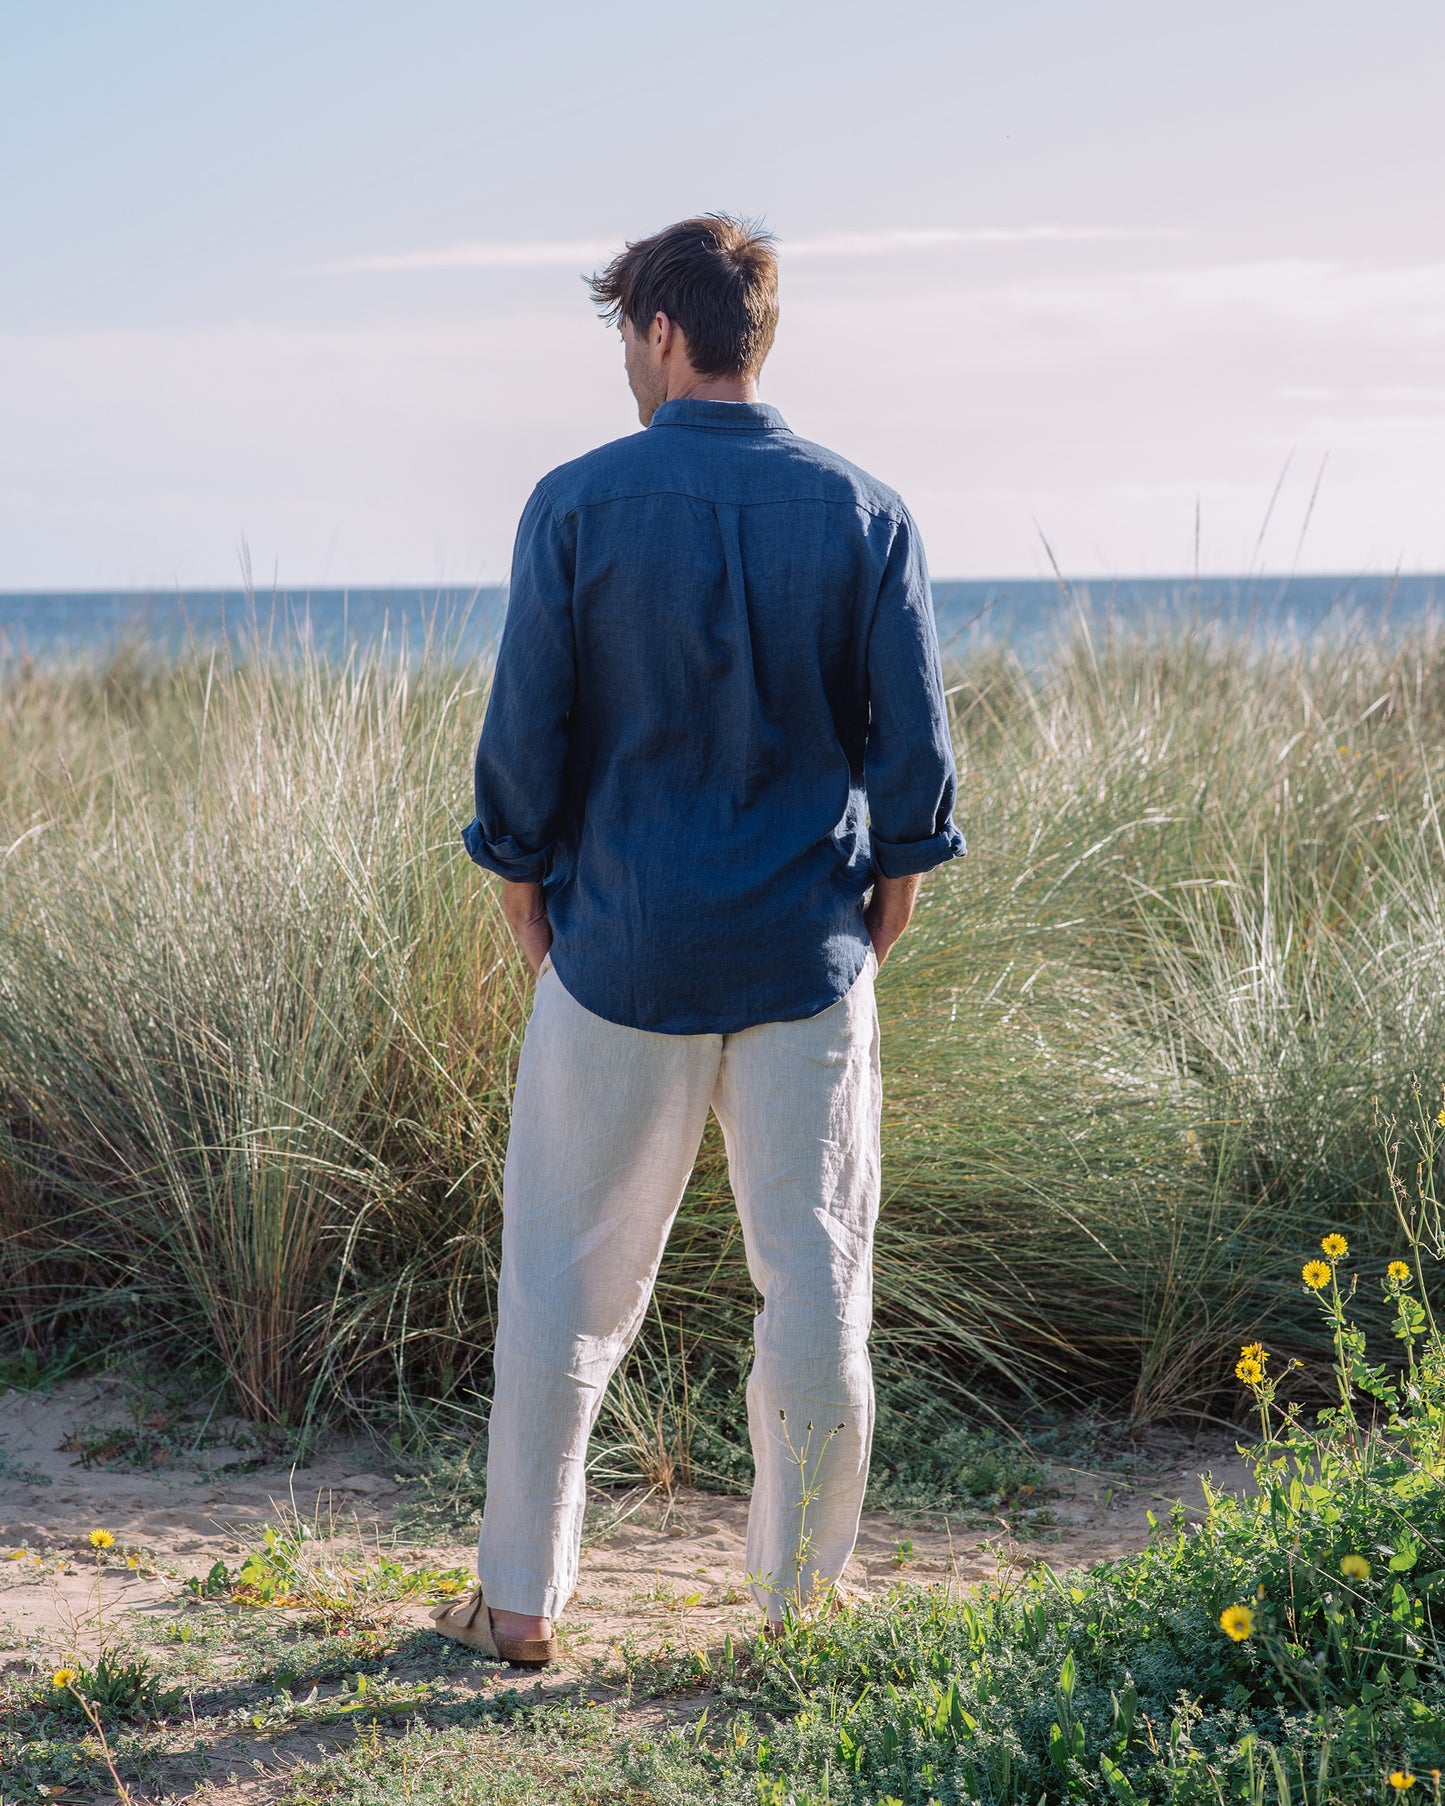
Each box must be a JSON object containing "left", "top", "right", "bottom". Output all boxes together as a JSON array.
[
  {"left": 1, "top": 615, "right": 1442, "bottom": 1441},
  {"left": 0, "top": 639, "right": 520, "bottom": 1424}
]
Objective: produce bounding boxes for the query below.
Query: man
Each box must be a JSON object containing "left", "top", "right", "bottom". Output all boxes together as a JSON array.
[{"left": 435, "top": 214, "right": 964, "bottom": 1667}]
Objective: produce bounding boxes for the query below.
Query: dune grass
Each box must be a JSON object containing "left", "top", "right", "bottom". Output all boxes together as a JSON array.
[{"left": 0, "top": 614, "right": 1442, "bottom": 1462}]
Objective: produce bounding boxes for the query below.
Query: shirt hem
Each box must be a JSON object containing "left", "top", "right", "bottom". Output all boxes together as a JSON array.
[{"left": 547, "top": 942, "right": 872, "bottom": 1037}]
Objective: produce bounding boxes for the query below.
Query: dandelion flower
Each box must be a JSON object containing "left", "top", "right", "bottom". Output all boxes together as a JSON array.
[
  {"left": 1388, "top": 1774, "right": 1416, "bottom": 1792},
  {"left": 1240, "top": 1341, "right": 1266, "bottom": 1362},
  {"left": 1340, "top": 1554, "right": 1371, "bottom": 1580},
  {"left": 125, "top": 1554, "right": 140, "bottom": 1569},
  {"left": 1302, "top": 1260, "right": 1331, "bottom": 1290},
  {"left": 1219, "top": 1604, "right": 1254, "bottom": 1641},
  {"left": 51, "top": 1667, "right": 78, "bottom": 1688},
  {"left": 1388, "top": 1261, "right": 1412, "bottom": 1285},
  {"left": 1235, "top": 1356, "right": 1264, "bottom": 1385},
  {"left": 88, "top": 1528, "right": 115, "bottom": 1550},
  {"left": 1321, "top": 1233, "right": 1348, "bottom": 1259},
  {"left": 1436, "top": 1106, "right": 1445, "bottom": 1129}
]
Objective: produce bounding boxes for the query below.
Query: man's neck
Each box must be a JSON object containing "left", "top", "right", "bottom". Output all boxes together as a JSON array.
[{"left": 664, "top": 370, "right": 759, "bottom": 407}]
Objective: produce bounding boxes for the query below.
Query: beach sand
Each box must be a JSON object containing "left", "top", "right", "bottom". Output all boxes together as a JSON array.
[{"left": 1, "top": 1371, "right": 1251, "bottom": 1677}]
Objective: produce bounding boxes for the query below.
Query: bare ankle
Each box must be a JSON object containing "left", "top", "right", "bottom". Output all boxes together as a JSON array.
[{"left": 490, "top": 1607, "right": 551, "bottom": 1639}]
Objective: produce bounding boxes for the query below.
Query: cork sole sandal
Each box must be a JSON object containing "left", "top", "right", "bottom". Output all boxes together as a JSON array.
[{"left": 430, "top": 1587, "right": 556, "bottom": 1667}]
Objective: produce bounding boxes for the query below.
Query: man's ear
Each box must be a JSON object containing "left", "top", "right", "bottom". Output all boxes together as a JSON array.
[{"left": 652, "top": 312, "right": 677, "bottom": 357}]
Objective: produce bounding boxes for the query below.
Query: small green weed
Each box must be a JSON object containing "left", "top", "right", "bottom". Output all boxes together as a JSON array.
[
  {"left": 267, "top": 1703, "right": 627, "bottom": 1805},
  {"left": 57, "top": 1360, "right": 230, "bottom": 1470},
  {"left": 45, "top": 1649, "right": 175, "bottom": 1723},
  {"left": 189, "top": 1508, "right": 472, "bottom": 1633},
  {"left": 0, "top": 1446, "right": 50, "bottom": 1486},
  {"left": 865, "top": 1388, "right": 1048, "bottom": 1516},
  {"left": 0, "top": 1341, "right": 92, "bottom": 1393}
]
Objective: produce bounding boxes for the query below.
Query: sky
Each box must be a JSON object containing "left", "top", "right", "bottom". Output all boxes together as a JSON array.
[{"left": 3, "top": 0, "right": 1443, "bottom": 588}]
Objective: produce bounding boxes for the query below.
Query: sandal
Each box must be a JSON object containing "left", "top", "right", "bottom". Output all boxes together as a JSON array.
[{"left": 430, "top": 1586, "right": 557, "bottom": 1666}]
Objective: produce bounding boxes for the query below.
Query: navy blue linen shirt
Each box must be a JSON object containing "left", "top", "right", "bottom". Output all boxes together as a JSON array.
[{"left": 463, "top": 398, "right": 965, "bottom": 1034}]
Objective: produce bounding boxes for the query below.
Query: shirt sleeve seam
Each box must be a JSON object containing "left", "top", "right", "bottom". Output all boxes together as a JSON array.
[
  {"left": 862, "top": 513, "right": 907, "bottom": 669},
  {"left": 527, "top": 478, "right": 578, "bottom": 659},
  {"left": 531, "top": 476, "right": 566, "bottom": 529}
]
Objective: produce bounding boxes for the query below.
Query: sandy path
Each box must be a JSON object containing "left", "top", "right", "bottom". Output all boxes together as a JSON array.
[{"left": 1, "top": 1374, "right": 1252, "bottom": 1677}]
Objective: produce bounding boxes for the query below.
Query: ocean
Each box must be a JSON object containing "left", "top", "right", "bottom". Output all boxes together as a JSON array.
[{"left": 1, "top": 573, "right": 1440, "bottom": 666}]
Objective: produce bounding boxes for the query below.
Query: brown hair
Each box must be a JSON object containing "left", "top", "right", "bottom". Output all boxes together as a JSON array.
[{"left": 587, "top": 214, "right": 779, "bottom": 379}]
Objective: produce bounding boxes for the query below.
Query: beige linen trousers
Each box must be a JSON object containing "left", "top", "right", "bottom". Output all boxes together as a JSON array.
[{"left": 477, "top": 949, "right": 882, "bottom": 1623}]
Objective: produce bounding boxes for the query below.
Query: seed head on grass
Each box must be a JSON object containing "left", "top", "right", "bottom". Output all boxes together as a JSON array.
[
  {"left": 1219, "top": 1604, "right": 1254, "bottom": 1641},
  {"left": 1340, "top": 1554, "right": 1371, "bottom": 1580},
  {"left": 1302, "top": 1260, "right": 1331, "bottom": 1291}
]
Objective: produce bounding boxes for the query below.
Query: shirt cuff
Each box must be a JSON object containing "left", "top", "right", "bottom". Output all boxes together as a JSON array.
[
  {"left": 870, "top": 823, "right": 967, "bottom": 880},
  {"left": 461, "top": 818, "right": 551, "bottom": 883}
]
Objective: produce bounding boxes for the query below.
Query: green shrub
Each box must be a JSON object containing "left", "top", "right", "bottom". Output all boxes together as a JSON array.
[{"left": 622, "top": 1097, "right": 1445, "bottom": 1802}]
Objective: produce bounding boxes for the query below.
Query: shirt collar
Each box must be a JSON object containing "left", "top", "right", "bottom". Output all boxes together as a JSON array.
[{"left": 649, "top": 398, "right": 790, "bottom": 433}]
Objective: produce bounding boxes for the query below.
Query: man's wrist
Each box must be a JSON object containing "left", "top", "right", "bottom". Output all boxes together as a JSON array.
[
  {"left": 502, "top": 878, "right": 548, "bottom": 926},
  {"left": 866, "top": 872, "right": 921, "bottom": 918}
]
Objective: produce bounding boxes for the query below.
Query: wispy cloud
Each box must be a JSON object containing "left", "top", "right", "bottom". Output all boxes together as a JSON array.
[
  {"left": 329, "top": 224, "right": 1183, "bottom": 275},
  {"left": 1364, "top": 386, "right": 1445, "bottom": 405},
  {"left": 785, "top": 224, "right": 1185, "bottom": 257},
  {"left": 334, "top": 239, "right": 615, "bottom": 274}
]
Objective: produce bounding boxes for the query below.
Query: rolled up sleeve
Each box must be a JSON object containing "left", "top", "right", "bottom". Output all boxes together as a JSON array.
[
  {"left": 463, "top": 484, "right": 576, "bottom": 882},
  {"left": 864, "top": 512, "right": 967, "bottom": 879}
]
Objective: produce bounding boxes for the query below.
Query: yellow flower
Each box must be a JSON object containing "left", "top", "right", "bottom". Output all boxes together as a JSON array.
[
  {"left": 51, "top": 1667, "right": 78, "bottom": 1688},
  {"left": 1388, "top": 1774, "right": 1416, "bottom": 1792},
  {"left": 1235, "top": 1356, "right": 1264, "bottom": 1385},
  {"left": 125, "top": 1554, "right": 140, "bottom": 1569},
  {"left": 1436, "top": 1106, "right": 1445, "bottom": 1129},
  {"left": 1388, "top": 1260, "right": 1412, "bottom": 1285},
  {"left": 1321, "top": 1233, "right": 1348, "bottom": 1259},
  {"left": 88, "top": 1528, "right": 115, "bottom": 1550},
  {"left": 1340, "top": 1554, "right": 1371, "bottom": 1580},
  {"left": 1219, "top": 1604, "right": 1254, "bottom": 1641},
  {"left": 1240, "top": 1341, "right": 1265, "bottom": 1361},
  {"left": 1302, "top": 1260, "right": 1331, "bottom": 1291}
]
